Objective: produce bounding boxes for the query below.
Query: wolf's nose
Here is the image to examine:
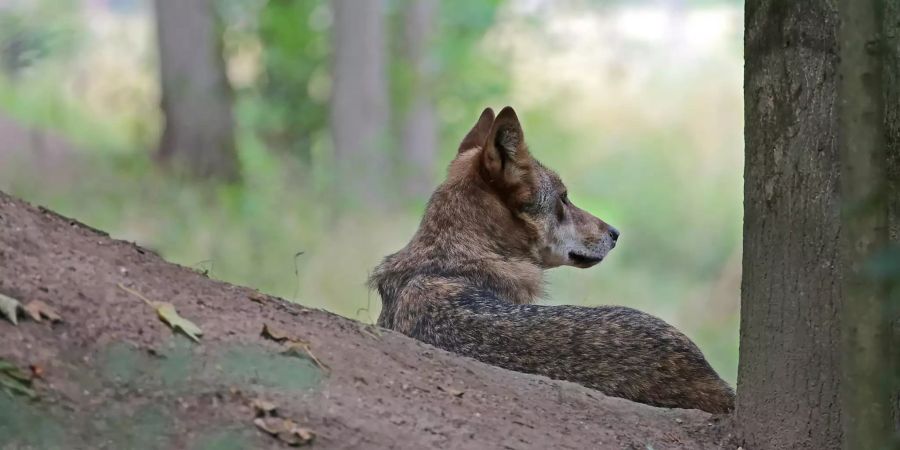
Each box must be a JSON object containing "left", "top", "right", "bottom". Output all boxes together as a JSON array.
[{"left": 608, "top": 227, "right": 620, "bottom": 242}]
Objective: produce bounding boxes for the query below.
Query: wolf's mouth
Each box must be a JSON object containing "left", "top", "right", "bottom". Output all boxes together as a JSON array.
[{"left": 568, "top": 252, "right": 602, "bottom": 268}]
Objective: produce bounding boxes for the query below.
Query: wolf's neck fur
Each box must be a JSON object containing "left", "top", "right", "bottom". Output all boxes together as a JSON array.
[{"left": 372, "top": 154, "right": 545, "bottom": 309}]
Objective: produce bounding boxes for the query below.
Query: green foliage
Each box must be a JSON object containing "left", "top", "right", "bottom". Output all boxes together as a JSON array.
[
  {"left": 389, "top": 0, "right": 507, "bottom": 115},
  {"left": 250, "top": 0, "right": 330, "bottom": 162},
  {"left": 387, "top": 0, "right": 509, "bottom": 204},
  {"left": 585, "top": 0, "right": 742, "bottom": 7},
  {"left": 429, "top": 0, "right": 510, "bottom": 165},
  {"left": 0, "top": 0, "right": 81, "bottom": 77}
]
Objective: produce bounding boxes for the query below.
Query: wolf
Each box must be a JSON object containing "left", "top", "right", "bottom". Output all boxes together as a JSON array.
[{"left": 370, "top": 106, "right": 735, "bottom": 413}]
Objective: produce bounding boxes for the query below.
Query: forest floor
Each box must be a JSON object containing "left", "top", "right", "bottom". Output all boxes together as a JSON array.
[{"left": 0, "top": 190, "right": 735, "bottom": 449}]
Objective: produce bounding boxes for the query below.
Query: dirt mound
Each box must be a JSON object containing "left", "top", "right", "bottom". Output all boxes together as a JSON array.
[{"left": 0, "top": 190, "right": 732, "bottom": 449}]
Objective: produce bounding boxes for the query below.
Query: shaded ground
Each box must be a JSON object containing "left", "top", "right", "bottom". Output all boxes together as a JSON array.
[{"left": 0, "top": 190, "right": 734, "bottom": 449}]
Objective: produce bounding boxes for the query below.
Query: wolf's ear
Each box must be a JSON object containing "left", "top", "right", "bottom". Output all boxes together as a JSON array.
[
  {"left": 458, "top": 107, "right": 495, "bottom": 153},
  {"left": 482, "top": 106, "right": 530, "bottom": 184}
]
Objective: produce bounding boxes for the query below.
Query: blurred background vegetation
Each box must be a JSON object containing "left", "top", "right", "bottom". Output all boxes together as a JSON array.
[{"left": 0, "top": 0, "right": 743, "bottom": 383}]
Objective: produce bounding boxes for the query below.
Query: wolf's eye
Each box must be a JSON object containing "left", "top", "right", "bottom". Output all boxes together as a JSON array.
[
  {"left": 556, "top": 195, "right": 567, "bottom": 221},
  {"left": 560, "top": 192, "right": 570, "bottom": 206}
]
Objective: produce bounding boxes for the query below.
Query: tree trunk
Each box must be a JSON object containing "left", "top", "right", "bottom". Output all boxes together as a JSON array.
[
  {"left": 739, "top": 1, "right": 900, "bottom": 448},
  {"left": 399, "top": 0, "right": 438, "bottom": 201},
  {"left": 330, "top": 0, "right": 390, "bottom": 206},
  {"left": 882, "top": 0, "right": 900, "bottom": 434},
  {"left": 154, "top": 0, "right": 239, "bottom": 182}
]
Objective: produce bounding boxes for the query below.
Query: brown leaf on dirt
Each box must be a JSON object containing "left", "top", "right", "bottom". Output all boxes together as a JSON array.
[
  {"left": 282, "top": 342, "right": 329, "bottom": 372},
  {"left": 261, "top": 323, "right": 301, "bottom": 343},
  {"left": 438, "top": 386, "right": 465, "bottom": 398},
  {"left": 29, "top": 364, "right": 44, "bottom": 379},
  {"left": 254, "top": 417, "right": 316, "bottom": 446},
  {"left": 0, "top": 292, "right": 22, "bottom": 325},
  {"left": 254, "top": 416, "right": 283, "bottom": 434},
  {"left": 289, "top": 427, "right": 315, "bottom": 446},
  {"left": 259, "top": 323, "right": 329, "bottom": 373},
  {"left": 118, "top": 283, "right": 202, "bottom": 342},
  {"left": 252, "top": 398, "right": 278, "bottom": 417},
  {"left": 23, "top": 300, "right": 62, "bottom": 323}
]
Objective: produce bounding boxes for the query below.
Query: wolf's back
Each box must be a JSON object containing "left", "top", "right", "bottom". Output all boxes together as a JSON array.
[{"left": 397, "top": 288, "right": 735, "bottom": 414}]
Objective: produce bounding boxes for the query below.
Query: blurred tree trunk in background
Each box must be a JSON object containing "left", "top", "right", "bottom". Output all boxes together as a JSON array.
[
  {"left": 837, "top": 1, "right": 898, "bottom": 448},
  {"left": 256, "top": 1, "right": 329, "bottom": 164},
  {"left": 739, "top": 1, "right": 899, "bottom": 448},
  {"left": 154, "top": 0, "right": 239, "bottom": 182},
  {"left": 330, "top": 0, "right": 390, "bottom": 206},
  {"left": 399, "top": 0, "right": 438, "bottom": 201},
  {"left": 885, "top": 0, "right": 900, "bottom": 432}
]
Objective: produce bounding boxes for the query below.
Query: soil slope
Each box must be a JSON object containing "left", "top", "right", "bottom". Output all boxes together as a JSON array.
[{"left": 0, "top": 191, "right": 733, "bottom": 449}]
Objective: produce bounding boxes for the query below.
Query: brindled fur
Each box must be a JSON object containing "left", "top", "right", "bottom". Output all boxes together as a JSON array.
[{"left": 370, "top": 106, "right": 735, "bottom": 413}]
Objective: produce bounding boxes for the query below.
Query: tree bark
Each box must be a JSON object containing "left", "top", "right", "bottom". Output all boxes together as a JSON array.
[
  {"left": 330, "top": 0, "right": 390, "bottom": 206},
  {"left": 740, "top": 1, "right": 900, "bottom": 448},
  {"left": 399, "top": 0, "right": 438, "bottom": 201},
  {"left": 739, "top": 3, "right": 841, "bottom": 447},
  {"left": 154, "top": 0, "right": 239, "bottom": 182}
]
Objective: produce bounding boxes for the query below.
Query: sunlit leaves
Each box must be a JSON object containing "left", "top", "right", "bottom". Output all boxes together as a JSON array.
[
  {"left": 0, "top": 293, "right": 21, "bottom": 325},
  {"left": 118, "top": 284, "right": 203, "bottom": 343}
]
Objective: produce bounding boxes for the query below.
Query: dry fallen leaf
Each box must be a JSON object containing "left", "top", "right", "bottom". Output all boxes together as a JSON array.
[
  {"left": 289, "top": 427, "right": 315, "bottom": 446},
  {"left": 0, "top": 292, "right": 22, "bottom": 325},
  {"left": 447, "top": 388, "right": 465, "bottom": 398},
  {"left": 253, "top": 417, "right": 283, "bottom": 434},
  {"left": 30, "top": 364, "right": 44, "bottom": 379},
  {"left": 254, "top": 417, "right": 315, "bottom": 446},
  {"left": 437, "top": 385, "right": 465, "bottom": 398},
  {"left": 282, "top": 343, "right": 329, "bottom": 372},
  {"left": 23, "top": 300, "right": 61, "bottom": 323},
  {"left": 252, "top": 398, "right": 278, "bottom": 417},
  {"left": 259, "top": 323, "right": 328, "bottom": 372},
  {"left": 261, "top": 323, "right": 298, "bottom": 343},
  {"left": 118, "top": 284, "right": 202, "bottom": 342}
]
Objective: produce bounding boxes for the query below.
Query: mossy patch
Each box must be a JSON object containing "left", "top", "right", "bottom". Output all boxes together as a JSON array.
[
  {"left": 0, "top": 340, "right": 321, "bottom": 449},
  {"left": 216, "top": 345, "right": 322, "bottom": 390},
  {"left": 190, "top": 428, "right": 257, "bottom": 450},
  {"left": 98, "top": 339, "right": 324, "bottom": 392},
  {"left": 0, "top": 394, "right": 67, "bottom": 449},
  {"left": 87, "top": 405, "right": 173, "bottom": 450}
]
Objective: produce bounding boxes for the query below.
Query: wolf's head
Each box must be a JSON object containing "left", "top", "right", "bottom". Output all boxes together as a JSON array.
[{"left": 443, "top": 106, "right": 619, "bottom": 269}]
